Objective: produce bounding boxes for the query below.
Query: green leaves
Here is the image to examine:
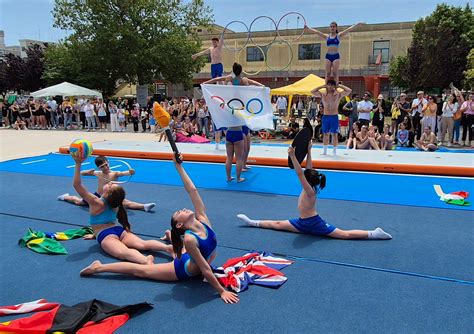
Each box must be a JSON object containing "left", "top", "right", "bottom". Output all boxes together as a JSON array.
[
  {"left": 390, "top": 3, "right": 473, "bottom": 91},
  {"left": 48, "top": 0, "right": 213, "bottom": 96}
]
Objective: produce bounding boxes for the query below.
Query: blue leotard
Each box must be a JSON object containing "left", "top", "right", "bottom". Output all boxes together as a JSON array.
[{"left": 173, "top": 222, "right": 217, "bottom": 280}]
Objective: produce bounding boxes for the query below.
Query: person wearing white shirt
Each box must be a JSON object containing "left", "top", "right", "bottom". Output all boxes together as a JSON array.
[
  {"left": 410, "top": 91, "right": 428, "bottom": 139},
  {"left": 357, "top": 92, "right": 373, "bottom": 127},
  {"left": 276, "top": 96, "right": 287, "bottom": 118},
  {"left": 47, "top": 98, "right": 58, "bottom": 128},
  {"left": 439, "top": 94, "right": 457, "bottom": 146},
  {"left": 84, "top": 100, "right": 96, "bottom": 131}
]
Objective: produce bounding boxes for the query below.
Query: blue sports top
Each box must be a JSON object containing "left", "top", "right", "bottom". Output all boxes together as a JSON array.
[
  {"left": 89, "top": 198, "right": 117, "bottom": 225},
  {"left": 326, "top": 34, "right": 340, "bottom": 48},
  {"left": 185, "top": 222, "right": 217, "bottom": 261},
  {"left": 232, "top": 76, "right": 241, "bottom": 86}
]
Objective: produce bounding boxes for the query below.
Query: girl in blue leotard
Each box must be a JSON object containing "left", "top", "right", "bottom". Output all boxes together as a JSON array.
[
  {"left": 305, "top": 21, "right": 364, "bottom": 83},
  {"left": 204, "top": 63, "right": 264, "bottom": 182},
  {"left": 80, "top": 154, "right": 239, "bottom": 304},
  {"left": 68, "top": 152, "right": 173, "bottom": 264}
]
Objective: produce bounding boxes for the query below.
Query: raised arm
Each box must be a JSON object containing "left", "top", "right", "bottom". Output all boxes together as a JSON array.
[
  {"left": 244, "top": 78, "right": 265, "bottom": 87},
  {"left": 203, "top": 75, "right": 230, "bottom": 85},
  {"left": 305, "top": 141, "right": 313, "bottom": 170},
  {"left": 192, "top": 47, "right": 211, "bottom": 60},
  {"left": 311, "top": 84, "right": 327, "bottom": 98},
  {"left": 174, "top": 154, "right": 208, "bottom": 223},
  {"left": 71, "top": 155, "right": 102, "bottom": 208},
  {"left": 304, "top": 25, "right": 327, "bottom": 40},
  {"left": 184, "top": 237, "right": 239, "bottom": 304},
  {"left": 339, "top": 22, "right": 365, "bottom": 38},
  {"left": 288, "top": 147, "right": 315, "bottom": 196},
  {"left": 80, "top": 169, "right": 96, "bottom": 176},
  {"left": 338, "top": 84, "right": 352, "bottom": 98}
]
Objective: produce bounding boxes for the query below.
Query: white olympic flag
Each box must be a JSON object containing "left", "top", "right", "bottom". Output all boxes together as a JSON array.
[{"left": 201, "top": 84, "right": 273, "bottom": 131}]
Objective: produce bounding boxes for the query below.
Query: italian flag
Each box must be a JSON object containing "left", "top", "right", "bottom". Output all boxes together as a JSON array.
[{"left": 433, "top": 185, "right": 470, "bottom": 206}]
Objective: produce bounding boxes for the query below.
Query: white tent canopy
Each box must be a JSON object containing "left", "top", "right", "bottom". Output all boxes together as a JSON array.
[{"left": 30, "top": 82, "right": 102, "bottom": 99}]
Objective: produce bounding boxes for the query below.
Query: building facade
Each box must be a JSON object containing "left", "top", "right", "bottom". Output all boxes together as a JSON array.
[{"left": 189, "top": 22, "right": 414, "bottom": 98}]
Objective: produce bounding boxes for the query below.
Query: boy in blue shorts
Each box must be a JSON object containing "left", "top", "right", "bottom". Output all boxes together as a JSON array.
[
  {"left": 237, "top": 143, "right": 392, "bottom": 240},
  {"left": 311, "top": 79, "right": 352, "bottom": 155}
]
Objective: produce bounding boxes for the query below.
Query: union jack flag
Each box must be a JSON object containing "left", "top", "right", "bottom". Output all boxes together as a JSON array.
[{"left": 212, "top": 251, "right": 293, "bottom": 293}]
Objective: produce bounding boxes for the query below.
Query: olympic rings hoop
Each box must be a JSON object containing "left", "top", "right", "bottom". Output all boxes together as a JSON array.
[
  {"left": 106, "top": 159, "right": 133, "bottom": 184},
  {"left": 276, "top": 12, "right": 306, "bottom": 43},
  {"left": 265, "top": 39, "right": 294, "bottom": 72},
  {"left": 249, "top": 16, "right": 278, "bottom": 47},
  {"left": 223, "top": 21, "right": 250, "bottom": 52},
  {"left": 238, "top": 43, "right": 266, "bottom": 76}
]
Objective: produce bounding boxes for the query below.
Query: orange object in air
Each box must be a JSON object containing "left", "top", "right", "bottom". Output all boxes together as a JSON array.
[{"left": 153, "top": 102, "right": 171, "bottom": 128}]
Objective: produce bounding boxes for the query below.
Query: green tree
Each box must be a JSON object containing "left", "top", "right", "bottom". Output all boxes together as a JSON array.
[
  {"left": 389, "top": 55, "right": 410, "bottom": 89},
  {"left": 51, "top": 0, "right": 212, "bottom": 96},
  {"left": 390, "top": 3, "right": 473, "bottom": 91},
  {"left": 464, "top": 48, "right": 474, "bottom": 90}
]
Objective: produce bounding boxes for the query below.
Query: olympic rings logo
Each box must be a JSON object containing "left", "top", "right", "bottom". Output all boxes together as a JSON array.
[
  {"left": 222, "top": 12, "right": 306, "bottom": 74},
  {"left": 211, "top": 95, "right": 263, "bottom": 119}
]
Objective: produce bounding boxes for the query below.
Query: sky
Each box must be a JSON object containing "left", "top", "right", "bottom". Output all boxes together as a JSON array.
[{"left": 0, "top": 0, "right": 471, "bottom": 46}]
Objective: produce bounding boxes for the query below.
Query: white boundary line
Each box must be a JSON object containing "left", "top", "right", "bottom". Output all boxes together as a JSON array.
[
  {"left": 21, "top": 159, "right": 47, "bottom": 165},
  {"left": 66, "top": 162, "right": 90, "bottom": 169}
]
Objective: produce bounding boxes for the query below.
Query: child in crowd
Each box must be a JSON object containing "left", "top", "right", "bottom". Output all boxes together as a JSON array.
[{"left": 397, "top": 123, "right": 409, "bottom": 147}]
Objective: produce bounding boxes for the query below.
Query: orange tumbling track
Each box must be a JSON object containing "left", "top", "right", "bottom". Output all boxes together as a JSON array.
[{"left": 58, "top": 147, "right": 474, "bottom": 177}]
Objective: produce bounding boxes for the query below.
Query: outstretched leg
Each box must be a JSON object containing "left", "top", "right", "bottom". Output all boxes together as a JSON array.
[
  {"left": 121, "top": 232, "right": 174, "bottom": 256},
  {"left": 237, "top": 214, "right": 299, "bottom": 233},
  {"left": 100, "top": 235, "right": 154, "bottom": 264},
  {"left": 122, "top": 199, "right": 156, "bottom": 212},
  {"left": 58, "top": 193, "right": 87, "bottom": 206},
  {"left": 329, "top": 227, "right": 392, "bottom": 240},
  {"left": 80, "top": 260, "right": 178, "bottom": 281}
]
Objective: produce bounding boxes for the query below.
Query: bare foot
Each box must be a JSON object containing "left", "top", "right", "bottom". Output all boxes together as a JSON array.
[
  {"left": 160, "top": 229, "right": 171, "bottom": 241},
  {"left": 80, "top": 260, "right": 101, "bottom": 276},
  {"left": 227, "top": 177, "right": 235, "bottom": 182},
  {"left": 146, "top": 255, "right": 154, "bottom": 265},
  {"left": 237, "top": 178, "right": 246, "bottom": 183}
]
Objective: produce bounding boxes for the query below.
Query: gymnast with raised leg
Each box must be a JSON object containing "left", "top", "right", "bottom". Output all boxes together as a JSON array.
[
  {"left": 68, "top": 152, "right": 173, "bottom": 264},
  {"left": 237, "top": 142, "right": 392, "bottom": 240},
  {"left": 58, "top": 155, "right": 156, "bottom": 212},
  {"left": 203, "top": 62, "right": 264, "bottom": 182},
  {"left": 305, "top": 21, "right": 364, "bottom": 83},
  {"left": 80, "top": 153, "right": 240, "bottom": 304}
]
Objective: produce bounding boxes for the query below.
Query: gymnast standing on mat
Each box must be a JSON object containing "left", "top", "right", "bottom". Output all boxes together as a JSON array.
[
  {"left": 305, "top": 21, "right": 364, "bottom": 83},
  {"left": 68, "top": 153, "right": 173, "bottom": 264},
  {"left": 237, "top": 142, "right": 392, "bottom": 240},
  {"left": 80, "top": 153, "right": 240, "bottom": 304},
  {"left": 58, "top": 155, "right": 156, "bottom": 212},
  {"left": 203, "top": 62, "right": 264, "bottom": 183}
]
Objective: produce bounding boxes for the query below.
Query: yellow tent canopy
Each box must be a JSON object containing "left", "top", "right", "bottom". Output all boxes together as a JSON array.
[
  {"left": 271, "top": 74, "right": 326, "bottom": 115},
  {"left": 271, "top": 74, "right": 348, "bottom": 115}
]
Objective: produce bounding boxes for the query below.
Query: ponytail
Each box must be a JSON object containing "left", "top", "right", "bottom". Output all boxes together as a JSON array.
[
  {"left": 318, "top": 173, "right": 326, "bottom": 191},
  {"left": 170, "top": 217, "right": 185, "bottom": 259},
  {"left": 304, "top": 169, "right": 327, "bottom": 193},
  {"left": 117, "top": 203, "right": 131, "bottom": 231}
]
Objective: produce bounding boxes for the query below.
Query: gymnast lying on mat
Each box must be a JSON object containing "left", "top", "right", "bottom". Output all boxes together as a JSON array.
[
  {"left": 238, "top": 142, "right": 392, "bottom": 240},
  {"left": 67, "top": 152, "right": 173, "bottom": 263},
  {"left": 80, "top": 153, "right": 239, "bottom": 304}
]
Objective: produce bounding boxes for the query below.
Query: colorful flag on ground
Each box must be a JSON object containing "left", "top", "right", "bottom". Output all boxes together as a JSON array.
[
  {"left": 201, "top": 84, "right": 273, "bottom": 131},
  {"left": 0, "top": 299, "right": 152, "bottom": 333},
  {"left": 433, "top": 185, "right": 470, "bottom": 206},
  {"left": 18, "top": 227, "right": 94, "bottom": 255},
  {"left": 212, "top": 251, "right": 293, "bottom": 293}
]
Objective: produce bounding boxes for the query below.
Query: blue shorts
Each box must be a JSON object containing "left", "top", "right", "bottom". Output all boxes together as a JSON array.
[
  {"left": 96, "top": 226, "right": 125, "bottom": 244},
  {"left": 226, "top": 130, "right": 243, "bottom": 143},
  {"left": 325, "top": 53, "right": 340, "bottom": 62},
  {"left": 81, "top": 192, "right": 101, "bottom": 207},
  {"left": 322, "top": 115, "right": 339, "bottom": 133},
  {"left": 211, "top": 63, "right": 224, "bottom": 78},
  {"left": 289, "top": 215, "right": 336, "bottom": 236},
  {"left": 174, "top": 253, "right": 199, "bottom": 280},
  {"left": 242, "top": 126, "right": 250, "bottom": 135}
]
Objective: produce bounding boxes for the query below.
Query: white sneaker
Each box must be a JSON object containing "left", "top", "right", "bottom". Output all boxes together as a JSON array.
[{"left": 447, "top": 142, "right": 452, "bottom": 147}]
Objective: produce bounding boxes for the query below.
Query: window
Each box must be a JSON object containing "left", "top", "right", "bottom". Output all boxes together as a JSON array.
[
  {"left": 373, "top": 40, "right": 390, "bottom": 63},
  {"left": 298, "top": 43, "right": 321, "bottom": 60},
  {"left": 246, "top": 46, "right": 266, "bottom": 62}
]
